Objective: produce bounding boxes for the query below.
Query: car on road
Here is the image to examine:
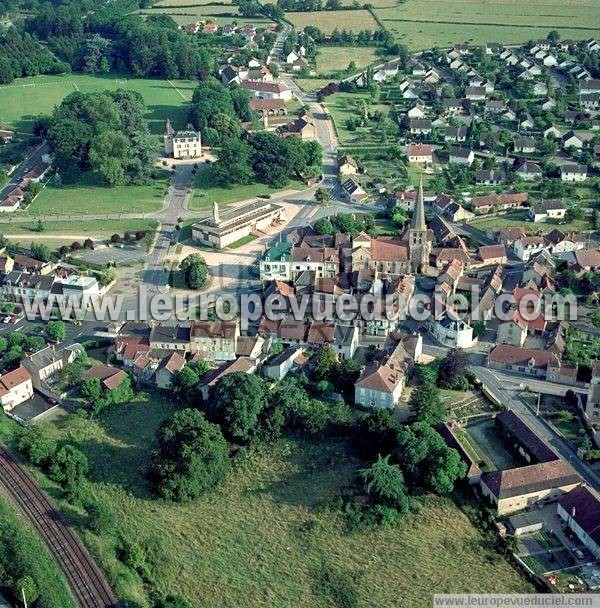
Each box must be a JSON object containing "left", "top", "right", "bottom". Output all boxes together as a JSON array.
[
  {"left": 2, "top": 316, "right": 10, "bottom": 324},
  {"left": 44, "top": 395, "right": 58, "bottom": 406},
  {"left": 572, "top": 548, "right": 585, "bottom": 560}
]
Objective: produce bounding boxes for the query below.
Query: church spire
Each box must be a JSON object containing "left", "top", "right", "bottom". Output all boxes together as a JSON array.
[{"left": 411, "top": 173, "right": 426, "bottom": 231}]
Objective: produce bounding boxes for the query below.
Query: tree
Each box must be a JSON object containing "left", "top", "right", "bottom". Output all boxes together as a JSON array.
[
  {"left": 174, "top": 365, "right": 200, "bottom": 401},
  {"left": 30, "top": 241, "right": 51, "bottom": 262},
  {"left": 395, "top": 422, "right": 466, "bottom": 494},
  {"left": 211, "top": 137, "right": 254, "bottom": 186},
  {"left": 311, "top": 346, "right": 338, "bottom": 382},
  {"left": 45, "top": 320, "right": 66, "bottom": 343},
  {"left": 210, "top": 372, "right": 269, "bottom": 443},
  {"left": 314, "top": 216, "right": 334, "bottom": 235},
  {"left": 359, "top": 455, "right": 409, "bottom": 513},
  {"left": 179, "top": 254, "right": 208, "bottom": 290},
  {"left": 17, "top": 429, "right": 56, "bottom": 468},
  {"left": 472, "top": 320, "right": 485, "bottom": 338},
  {"left": 149, "top": 409, "right": 230, "bottom": 502},
  {"left": 357, "top": 408, "right": 401, "bottom": 460},
  {"left": 409, "top": 383, "right": 447, "bottom": 425},
  {"left": 100, "top": 267, "right": 116, "bottom": 286},
  {"left": 87, "top": 499, "right": 116, "bottom": 534},
  {"left": 48, "top": 445, "right": 89, "bottom": 491},
  {"left": 437, "top": 349, "right": 469, "bottom": 389},
  {"left": 81, "top": 377, "right": 102, "bottom": 404},
  {"left": 315, "top": 187, "right": 329, "bottom": 205}
]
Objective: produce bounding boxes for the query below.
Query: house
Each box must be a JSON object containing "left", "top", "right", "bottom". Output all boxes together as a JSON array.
[
  {"left": 444, "top": 125, "right": 467, "bottom": 142},
  {"left": 84, "top": 364, "right": 128, "bottom": 392},
  {"left": 465, "top": 86, "right": 486, "bottom": 101},
  {"left": 0, "top": 129, "right": 13, "bottom": 143},
  {"left": 428, "top": 313, "right": 475, "bottom": 349},
  {"left": 338, "top": 154, "right": 358, "bottom": 176},
  {"left": 22, "top": 343, "right": 84, "bottom": 392},
  {"left": 190, "top": 321, "right": 239, "bottom": 361},
  {"left": 472, "top": 192, "right": 528, "bottom": 214},
  {"left": 579, "top": 79, "right": 600, "bottom": 95},
  {"left": 150, "top": 323, "right": 190, "bottom": 353},
  {"left": 484, "top": 99, "right": 505, "bottom": 114},
  {"left": 573, "top": 249, "right": 600, "bottom": 273},
  {"left": 580, "top": 93, "right": 599, "bottom": 109},
  {"left": 540, "top": 98, "right": 556, "bottom": 111},
  {"left": 561, "top": 164, "right": 587, "bottom": 182},
  {"left": 475, "top": 169, "right": 505, "bottom": 186},
  {"left": 154, "top": 352, "right": 186, "bottom": 389},
  {"left": 354, "top": 362, "right": 405, "bottom": 410},
  {"left": 263, "top": 346, "right": 303, "bottom": 380},
  {"left": 533, "top": 82, "right": 548, "bottom": 96},
  {"left": 285, "top": 51, "right": 299, "bottom": 64},
  {"left": 557, "top": 486, "right": 600, "bottom": 559},
  {"left": 249, "top": 99, "right": 287, "bottom": 117},
  {"left": 449, "top": 147, "right": 474, "bottom": 165},
  {"left": 518, "top": 114, "right": 535, "bottom": 130},
  {"left": 544, "top": 229, "right": 585, "bottom": 254},
  {"left": 543, "top": 125, "right": 561, "bottom": 139},
  {"left": 514, "top": 135, "right": 536, "bottom": 153},
  {"left": 163, "top": 121, "right": 202, "bottom": 159},
  {"left": 240, "top": 81, "right": 293, "bottom": 101},
  {"left": 513, "top": 236, "right": 547, "bottom": 261},
  {"left": 341, "top": 178, "right": 368, "bottom": 203},
  {"left": 14, "top": 254, "right": 52, "bottom": 275},
  {"left": 333, "top": 324, "right": 359, "bottom": 360},
  {"left": 529, "top": 199, "right": 567, "bottom": 222},
  {"left": 277, "top": 114, "right": 316, "bottom": 141},
  {"left": 2, "top": 272, "right": 55, "bottom": 302},
  {"left": 442, "top": 98, "right": 464, "bottom": 115},
  {"left": 221, "top": 23, "right": 237, "bottom": 36},
  {"left": 481, "top": 459, "right": 581, "bottom": 515},
  {"left": 478, "top": 244, "right": 507, "bottom": 265},
  {"left": 408, "top": 118, "right": 432, "bottom": 135},
  {"left": 202, "top": 22, "right": 217, "bottom": 34},
  {"left": 407, "top": 100, "right": 426, "bottom": 119},
  {"left": 561, "top": 131, "right": 584, "bottom": 149},
  {"left": 585, "top": 361, "right": 600, "bottom": 422},
  {"left": 0, "top": 366, "right": 33, "bottom": 411},
  {"left": 406, "top": 144, "right": 433, "bottom": 164},
  {"left": 198, "top": 356, "right": 256, "bottom": 400},
  {"left": 513, "top": 158, "right": 542, "bottom": 181}
]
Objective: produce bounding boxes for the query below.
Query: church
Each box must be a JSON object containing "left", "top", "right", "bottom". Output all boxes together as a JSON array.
[{"left": 351, "top": 175, "right": 433, "bottom": 276}]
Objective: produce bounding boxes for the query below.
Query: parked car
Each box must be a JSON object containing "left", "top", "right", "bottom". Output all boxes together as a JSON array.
[
  {"left": 44, "top": 395, "right": 58, "bottom": 406},
  {"left": 572, "top": 548, "right": 585, "bottom": 560}
]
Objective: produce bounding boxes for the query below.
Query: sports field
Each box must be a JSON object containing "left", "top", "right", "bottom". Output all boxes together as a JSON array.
[
  {"left": 0, "top": 74, "right": 196, "bottom": 135},
  {"left": 315, "top": 46, "right": 380, "bottom": 75},
  {"left": 286, "top": 9, "right": 380, "bottom": 34},
  {"left": 374, "top": 0, "right": 600, "bottom": 50}
]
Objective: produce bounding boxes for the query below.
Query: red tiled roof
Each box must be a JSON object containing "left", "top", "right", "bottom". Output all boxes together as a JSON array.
[{"left": 0, "top": 366, "right": 31, "bottom": 396}]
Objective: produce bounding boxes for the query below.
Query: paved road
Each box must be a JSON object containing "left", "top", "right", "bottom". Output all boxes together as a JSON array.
[
  {"left": 0, "top": 142, "right": 49, "bottom": 201},
  {"left": 421, "top": 341, "right": 600, "bottom": 491}
]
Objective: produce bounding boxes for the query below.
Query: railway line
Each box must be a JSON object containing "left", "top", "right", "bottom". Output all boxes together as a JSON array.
[{"left": 0, "top": 443, "right": 119, "bottom": 608}]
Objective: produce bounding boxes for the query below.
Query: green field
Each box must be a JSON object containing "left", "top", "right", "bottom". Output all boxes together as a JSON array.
[
  {"left": 189, "top": 168, "right": 304, "bottom": 210},
  {"left": 28, "top": 398, "right": 532, "bottom": 607},
  {"left": 315, "top": 46, "right": 380, "bottom": 75},
  {"left": 467, "top": 210, "right": 594, "bottom": 234},
  {"left": 153, "top": 0, "right": 234, "bottom": 5},
  {"left": 374, "top": 0, "right": 600, "bottom": 50},
  {"left": 324, "top": 91, "right": 390, "bottom": 145},
  {"left": 24, "top": 172, "right": 168, "bottom": 216},
  {"left": 0, "top": 74, "right": 196, "bottom": 135},
  {"left": 287, "top": 9, "right": 380, "bottom": 34}
]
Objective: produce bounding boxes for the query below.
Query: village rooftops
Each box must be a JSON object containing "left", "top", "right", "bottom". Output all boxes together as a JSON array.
[
  {"left": 497, "top": 410, "right": 558, "bottom": 463},
  {"left": 355, "top": 363, "right": 404, "bottom": 393},
  {"left": 481, "top": 460, "right": 580, "bottom": 500},
  {"left": 558, "top": 486, "right": 600, "bottom": 547}
]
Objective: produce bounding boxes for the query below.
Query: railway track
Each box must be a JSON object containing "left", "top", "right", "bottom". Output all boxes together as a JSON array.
[{"left": 0, "top": 443, "right": 119, "bottom": 608}]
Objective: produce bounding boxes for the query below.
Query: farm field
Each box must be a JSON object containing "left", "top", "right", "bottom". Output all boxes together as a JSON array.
[
  {"left": 286, "top": 9, "right": 380, "bottom": 34},
  {"left": 315, "top": 46, "right": 380, "bottom": 75},
  {"left": 29, "top": 398, "right": 532, "bottom": 608},
  {"left": 153, "top": 0, "right": 234, "bottom": 5},
  {"left": 24, "top": 172, "right": 169, "bottom": 216},
  {"left": 0, "top": 74, "right": 196, "bottom": 135},
  {"left": 189, "top": 167, "right": 304, "bottom": 209},
  {"left": 374, "top": 0, "right": 600, "bottom": 50}
]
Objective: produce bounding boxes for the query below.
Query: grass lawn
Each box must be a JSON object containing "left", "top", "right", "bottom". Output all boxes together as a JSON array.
[
  {"left": 2, "top": 219, "right": 158, "bottom": 248},
  {"left": 154, "top": 0, "right": 234, "bottom": 5},
  {"left": 0, "top": 73, "right": 196, "bottom": 135},
  {"left": 294, "top": 78, "right": 337, "bottom": 93},
  {"left": 324, "top": 91, "right": 390, "bottom": 146},
  {"left": 374, "top": 0, "right": 600, "bottom": 50},
  {"left": 24, "top": 172, "right": 168, "bottom": 216},
  {"left": 315, "top": 46, "right": 380, "bottom": 76},
  {"left": 286, "top": 9, "right": 380, "bottom": 34},
  {"left": 189, "top": 168, "right": 304, "bottom": 210},
  {"left": 227, "top": 234, "right": 257, "bottom": 248},
  {"left": 468, "top": 211, "right": 594, "bottom": 234},
  {"left": 28, "top": 398, "right": 532, "bottom": 607}
]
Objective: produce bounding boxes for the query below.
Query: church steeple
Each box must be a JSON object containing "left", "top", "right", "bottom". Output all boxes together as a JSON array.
[{"left": 411, "top": 173, "right": 426, "bottom": 231}]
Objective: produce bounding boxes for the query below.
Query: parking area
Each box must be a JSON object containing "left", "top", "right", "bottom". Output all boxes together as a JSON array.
[
  {"left": 10, "top": 391, "right": 58, "bottom": 422},
  {"left": 511, "top": 503, "right": 598, "bottom": 579},
  {"left": 74, "top": 244, "right": 146, "bottom": 266}
]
